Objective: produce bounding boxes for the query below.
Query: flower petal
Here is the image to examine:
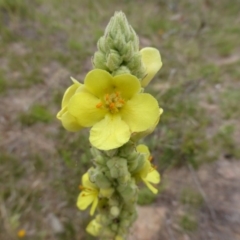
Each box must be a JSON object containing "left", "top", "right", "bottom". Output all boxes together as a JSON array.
[
  {"left": 140, "top": 47, "right": 162, "bottom": 87},
  {"left": 82, "top": 173, "right": 98, "bottom": 190},
  {"left": 90, "top": 197, "right": 99, "bottom": 216},
  {"left": 121, "top": 93, "right": 159, "bottom": 132},
  {"left": 112, "top": 74, "right": 141, "bottom": 99},
  {"left": 139, "top": 160, "right": 151, "bottom": 178},
  {"left": 131, "top": 108, "right": 163, "bottom": 141},
  {"left": 146, "top": 169, "right": 161, "bottom": 184},
  {"left": 90, "top": 114, "right": 130, "bottom": 150},
  {"left": 76, "top": 191, "right": 95, "bottom": 210},
  {"left": 142, "top": 178, "right": 158, "bottom": 194},
  {"left": 62, "top": 80, "right": 82, "bottom": 108},
  {"left": 84, "top": 69, "right": 114, "bottom": 98},
  {"left": 56, "top": 106, "right": 67, "bottom": 120},
  {"left": 68, "top": 92, "right": 107, "bottom": 127},
  {"left": 60, "top": 110, "right": 83, "bottom": 132},
  {"left": 136, "top": 144, "right": 150, "bottom": 159}
]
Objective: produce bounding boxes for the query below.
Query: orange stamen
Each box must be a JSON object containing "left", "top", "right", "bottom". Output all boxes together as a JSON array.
[
  {"left": 79, "top": 185, "right": 84, "bottom": 190},
  {"left": 96, "top": 102, "right": 103, "bottom": 108},
  {"left": 153, "top": 165, "right": 157, "bottom": 169},
  {"left": 109, "top": 103, "right": 115, "bottom": 109},
  {"left": 17, "top": 230, "right": 26, "bottom": 238},
  {"left": 148, "top": 156, "right": 153, "bottom": 162}
]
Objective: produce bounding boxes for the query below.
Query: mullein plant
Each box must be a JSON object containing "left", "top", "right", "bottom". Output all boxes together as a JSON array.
[{"left": 57, "top": 12, "right": 163, "bottom": 240}]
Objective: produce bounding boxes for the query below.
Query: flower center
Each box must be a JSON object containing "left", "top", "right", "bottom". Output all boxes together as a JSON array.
[{"left": 96, "top": 91, "right": 125, "bottom": 113}]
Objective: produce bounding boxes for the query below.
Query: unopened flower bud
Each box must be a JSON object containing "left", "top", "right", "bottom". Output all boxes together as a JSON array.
[
  {"left": 110, "top": 206, "right": 120, "bottom": 217},
  {"left": 107, "top": 157, "right": 128, "bottom": 178},
  {"left": 100, "top": 188, "right": 115, "bottom": 198},
  {"left": 106, "top": 50, "right": 122, "bottom": 71},
  {"left": 117, "top": 182, "right": 138, "bottom": 202},
  {"left": 111, "top": 223, "right": 118, "bottom": 231},
  {"left": 131, "top": 154, "right": 146, "bottom": 174},
  {"left": 95, "top": 172, "right": 112, "bottom": 188}
]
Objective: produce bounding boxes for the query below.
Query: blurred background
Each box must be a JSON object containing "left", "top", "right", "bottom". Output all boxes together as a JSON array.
[{"left": 0, "top": 0, "right": 240, "bottom": 239}]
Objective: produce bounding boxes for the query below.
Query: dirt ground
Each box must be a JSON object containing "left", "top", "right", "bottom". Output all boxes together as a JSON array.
[{"left": 131, "top": 158, "right": 240, "bottom": 240}]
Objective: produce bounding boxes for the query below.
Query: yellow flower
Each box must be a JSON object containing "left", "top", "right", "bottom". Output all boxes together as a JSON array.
[
  {"left": 56, "top": 78, "right": 83, "bottom": 132},
  {"left": 17, "top": 229, "right": 26, "bottom": 238},
  {"left": 86, "top": 217, "right": 102, "bottom": 237},
  {"left": 134, "top": 144, "right": 160, "bottom": 194},
  {"left": 140, "top": 47, "right": 162, "bottom": 87},
  {"left": 63, "top": 69, "right": 160, "bottom": 150},
  {"left": 77, "top": 172, "right": 99, "bottom": 216}
]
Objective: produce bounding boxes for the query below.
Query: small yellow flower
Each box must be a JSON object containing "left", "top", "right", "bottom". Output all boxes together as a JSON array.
[
  {"left": 57, "top": 69, "right": 160, "bottom": 150},
  {"left": 77, "top": 173, "right": 99, "bottom": 216},
  {"left": 86, "top": 217, "right": 102, "bottom": 237},
  {"left": 17, "top": 229, "right": 26, "bottom": 238},
  {"left": 134, "top": 144, "right": 161, "bottom": 194},
  {"left": 140, "top": 47, "right": 162, "bottom": 87}
]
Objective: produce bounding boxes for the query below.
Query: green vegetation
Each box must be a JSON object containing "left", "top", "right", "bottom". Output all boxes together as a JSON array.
[
  {"left": 180, "top": 188, "right": 203, "bottom": 209},
  {"left": 19, "top": 104, "right": 53, "bottom": 126},
  {"left": 138, "top": 188, "right": 158, "bottom": 206},
  {"left": 215, "top": 124, "right": 240, "bottom": 158},
  {"left": 0, "top": 78, "right": 7, "bottom": 94},
  {"left": 179, "top": 214, "right": 198, "bottom": 232}
]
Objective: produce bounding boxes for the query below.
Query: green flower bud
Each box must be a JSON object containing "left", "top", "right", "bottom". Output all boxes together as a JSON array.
[
  {"left": 104, "top": 148, "right": 118, "bottom": 158},
  {"left": 120, "top": 219, "right": 130, "bottom": 228},
  {"left": 109, "top": 197, "right": 119, "bottom": 207},
  {"left": 98, "top": 213, "right": 111, "bottom": 225},
  {"left": 95, "top": 172, "right": 112, "bottom": 188},
  {"left": 94, "top": 155, "right": 106, "bottom": 165},
  {"left": 88, "top": 168, "right": 97, "bottom": 183},
  {"left": 122, "top": 42, "right": 134, "bottom": 60},
  {"left": 107, "top": 157, "right": 128, "bottom": 178},
  {"left": 92, "top": 11, "right": 146, "bottom": 78},
  {"left": 117, "top": 181, "right": 138, "bottom": 202},
  {"left": 97, "top": 37, "right": 106, "bottom": 53},
  {"left": 98, "top": 201, "right": 108, "bottom": 214},
  {"left": 112, "top": 66, "right": 131, "bottom": 76},
  {"left": 91, "top": 147, "right": 103, "bottom": 158},
  {"left": 100, "top": 188, "right": 115, "bottom": 198},
  {"left": 128, "top": 161, "right": 139, "bottom": 172},
  {"left": 130, "top": 154, "right": 146, "bottom": 174},
  {"left": 106, "top": 50, "right": 122, "bottom": 72},
  {"left": 127, "top": 151, "right": 139, "bottom": 162},
  {"left": 119, "top": 210, "right": 129, "bottom": 219},
  {"left": 111, "top": 223, "right": 118, "bottom": 232},
  {"left": 101, "top": 228, "right": 115, "bottom": 239},
  {"left": 119, "top": 142, "right": 135, "bottom": 157},
  {"left": 110, "top": 206, "right": 120, "bottom": 217},
  {"left": 117, "top": 173, "right": 131, "bottom": 185},
  {"left": 88, "top": 167, "right": 112, "bottom": 189}
]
